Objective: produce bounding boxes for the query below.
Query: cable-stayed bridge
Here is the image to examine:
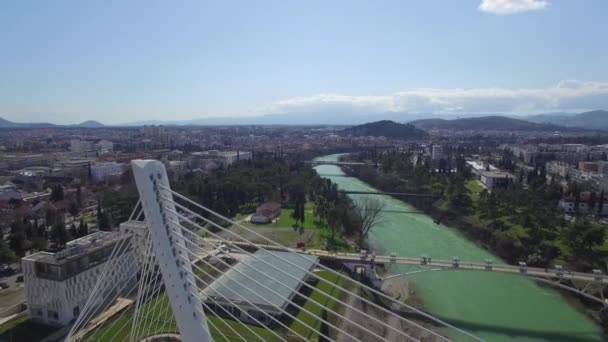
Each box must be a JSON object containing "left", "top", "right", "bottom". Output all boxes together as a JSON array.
[{"left": 66, "top": 160, "right": 605, "bottom": 342}]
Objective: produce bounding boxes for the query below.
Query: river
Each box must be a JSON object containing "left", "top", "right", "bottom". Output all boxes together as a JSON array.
[{"left": 314, "top": 154, "right": 603, "bottom": 342}]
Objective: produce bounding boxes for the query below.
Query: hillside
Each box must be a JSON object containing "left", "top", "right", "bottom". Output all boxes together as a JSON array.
[
  {"left": 78, "top": 120, "right": 105, "bottom": 128},
  {"left": 341, "top": 120, "right": 427, "bottom": 139},
  {"left": 0, "top": 118, "right": 56, "bottom": 128},
  {"left": 526, "top": 110, "right": 608, "bottom": 130},
  {"left": 410, "top": 116, "right": 572, "bottom": 132}
]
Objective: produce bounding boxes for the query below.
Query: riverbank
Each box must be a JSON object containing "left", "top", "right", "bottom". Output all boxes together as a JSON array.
[
  {"left": 314, "top": 153, "right": 604, "bottom": 342},
  {"left": 339, "top": 163, "right": 608, "bottom": 329}
]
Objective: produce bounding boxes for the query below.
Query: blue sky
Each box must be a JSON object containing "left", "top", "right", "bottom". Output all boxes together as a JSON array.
[{"left": 1, "top": 0, "right": 607, "bottom": 124}]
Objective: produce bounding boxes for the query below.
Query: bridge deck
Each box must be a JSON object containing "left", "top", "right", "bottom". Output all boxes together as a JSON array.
[
  {"left": 204, "top": 239, "right": 605, "bottom": 284},
  {"left": 306, "top": 250, "right": 605, "bottom": 284}
]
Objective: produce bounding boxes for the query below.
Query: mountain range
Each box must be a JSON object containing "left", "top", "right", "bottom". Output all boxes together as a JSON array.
[
  {"left": 0, "top": 110, "right": 606, "bottom": 130},
  {"left": 525, "top": 110, "right": 608, "bottom": 130},
  {"left": 0, "top": 118, "right": 105, "bottom": 128},
  {"left": 409, "top": 116, "right": 575, "bottom": 132}
]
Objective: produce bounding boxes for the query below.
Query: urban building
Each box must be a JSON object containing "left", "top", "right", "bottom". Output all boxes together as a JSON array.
[
  {"left": 431, "top": 145, "right": 444, "bottom": 161},
  {"left": 480, "top": 171, "right": 516, "bottom": 192},
  {"left": 70, "top": 140, "right": 95, "bottom": 153},
  {"left": 90, "top": 161, "right": 125, "bottom": 182},
  {"left": 22, "top": 232, "right": 137, "bottom": 326},
  {"left": 95, "top": 140, "right": 114, "bottom": 154},
  {"left": 250, "top": 202, "right": 282, "bottom": 224}
]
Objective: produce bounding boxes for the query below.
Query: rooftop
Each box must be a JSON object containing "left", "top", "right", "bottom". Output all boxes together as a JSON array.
[
  {"left": 202, "top": 250, "right": 318, "bottom": 311},
  {"left": 24, "top": 231, "right": 127, "bottom": 266},
  {"left": 481, "top": 171, "right": 516, "bottom": 178}
]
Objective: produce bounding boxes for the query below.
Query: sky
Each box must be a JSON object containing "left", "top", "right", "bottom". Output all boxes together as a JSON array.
[{"left": 1, "top": 0, "right": 608, "bottom": 125}]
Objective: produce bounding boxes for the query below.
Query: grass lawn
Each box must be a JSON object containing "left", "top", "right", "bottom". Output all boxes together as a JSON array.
[
  {"left": 289, "top": 270, "right": 347, "bottom": 341},
  {"left": 276, "top": 205, "right": 352, "bottom": 252},
  {"left": 89, "top": 292, "right": 281, "bottom": 342},
  {"left": 0, "top": 314, "right": 59, "bottom": 341},
  {"left": 0, "top": 287, "right": 25, "bottom": 312}
]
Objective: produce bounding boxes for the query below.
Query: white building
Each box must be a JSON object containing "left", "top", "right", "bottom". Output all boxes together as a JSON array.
[
  {"left": 431, "top": 145, "right": 444, "bottom": 161},
  {"left": 559, "top": 198, "right": 608, "bottom": 216},
  {"left": 70, "top": 140, "right": 94, "bottom": 153},
  {"left": 192, "top": 150, "right": 252, "bottom": 167},
  {"left": 90, "top": 161, "right": 125, "bottom": 182},
  {"left": 480, "top": 171, "right": 516, "bottom": 192},
  {"left": 95, "top": 140, "right": 114, "bottom": 154},
  {"left": 22, "top": 232, "right": 137, "bottom": 326}
]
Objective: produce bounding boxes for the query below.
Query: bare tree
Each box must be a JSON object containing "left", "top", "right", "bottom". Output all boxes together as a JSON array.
[{"left": 352, "top": 198, "right": 384, "bottom": 249}]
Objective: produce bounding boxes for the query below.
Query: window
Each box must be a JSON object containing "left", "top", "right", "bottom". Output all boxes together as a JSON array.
[{"left": 48, "top": 310, "right": 59, "bottom": 320}]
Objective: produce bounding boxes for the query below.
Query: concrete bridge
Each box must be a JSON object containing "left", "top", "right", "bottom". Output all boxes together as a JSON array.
[
  {"left": 204, "top": 239, "right": 608, "bottom": 305},
  {"left": 338, "top": 190, "right": 441, "bottom": 198},
  {"left": 308, "top": 160, "right": 371, "bottom": 166}
]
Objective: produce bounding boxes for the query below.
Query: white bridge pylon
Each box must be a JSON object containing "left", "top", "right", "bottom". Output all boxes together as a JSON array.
[{"left": 69, "top": 160, "right": 496, "bottom": 342}]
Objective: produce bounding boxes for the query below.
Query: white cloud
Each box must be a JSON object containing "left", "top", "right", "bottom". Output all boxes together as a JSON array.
[
  {"left": 262, "top": 80, "right": 608, "bottom": 115},
  {"left": 478, "top": 0, "right": 549, "bottom": 15}
]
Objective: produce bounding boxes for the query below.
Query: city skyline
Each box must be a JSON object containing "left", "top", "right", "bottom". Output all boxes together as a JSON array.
[{"left": 2, "top": 0, "right": 607, "bottom": 124}]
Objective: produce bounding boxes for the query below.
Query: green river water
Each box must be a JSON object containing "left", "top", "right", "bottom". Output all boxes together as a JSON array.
[{"left": 314, "top": 154, "right": 603, "bottom": 342}]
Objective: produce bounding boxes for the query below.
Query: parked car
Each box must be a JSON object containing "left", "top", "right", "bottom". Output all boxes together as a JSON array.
[
  {"left": 16, "top": 275, "right": 24, "bottom": 283},
  {"left": 0, "top": 282, "right": 9, "bottom": 289}
]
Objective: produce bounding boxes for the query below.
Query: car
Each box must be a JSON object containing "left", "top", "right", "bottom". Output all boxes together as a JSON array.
[
  {"left": 16, "top": 275, "right": 24, "bottom": 283},
  {"left": 0, "top": 265, "right": 15, "bottom": 277},
  {"left": 0, "top": 282, "right": 9, "bottom": 289}
]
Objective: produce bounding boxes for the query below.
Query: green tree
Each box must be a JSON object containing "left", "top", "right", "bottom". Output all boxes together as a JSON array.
[
  {"left": 69, "top": 223, "right": 78, "bottom": 239},
  {"left": 76, "top": 186, "right": 83, "bottom": 207},
  {"left": 78, "top": 218, "right": 89, "bottom": 237},
  {"left": 564, "top": 219, "right": 605, "bottom": 267},
  {"left": 0, "top": 239, "right": 17, "bottom": 264},
  {"left": 8, "top": 231, "right": 27, "bottom": 258},
  {"left": 50, "top": 184, "right": 64, "bottom": 202},
  {"left": 97, "top": 201, "right": 111, "bottom": 231},
  {"left": 51, "top": 220, "right": 70, "bottom": 248},
  {"left": 68, "top": 200, "right": 79, "bottom": 221}
]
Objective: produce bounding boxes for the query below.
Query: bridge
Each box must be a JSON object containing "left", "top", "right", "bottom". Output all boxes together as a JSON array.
[
  {"left": 338, "top": 190, "right": 441, "bottom": 198},
  {"left": 202, "top": 239, "right": 608, "bottom": 305},
  {"left": 308, "top": 160, "right": 371, "bottom": 166}
]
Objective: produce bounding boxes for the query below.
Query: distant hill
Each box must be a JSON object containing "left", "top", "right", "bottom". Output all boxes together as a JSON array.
[
  {"left": 527, "top": 110, "right": 608, "bottom": 130},
  {"left": 78, "top": 120, "right": 105, "bottom": 128},
  {"left": 410, "top": 116, "right": 574, "bottom": 132},
  {"left": 341, "top": 120, "right": 427, "bottom": 139},
  {"left": 0, "top": 117, "right": 56, "bottom": 128}
]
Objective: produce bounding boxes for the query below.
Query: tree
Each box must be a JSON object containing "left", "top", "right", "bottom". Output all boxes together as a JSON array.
[
  {"left": 352, "top": 198, "right": 384, "bottom": 249},
  {"left": 78, "top": 218, "right": 89, "bottom": 237},
  {"left": 69, "top": 223, "right": 78, "bottom": 239},
  {"left": 0, "top": 239, "right": 16, "bottom": 264},
  {"left": 8, "top": 231, "right": 27, "bottom": 258},
  {"left": 76, "top": 186, "right": 83, "bottom": 207},
  {"left": 564, "top": 219, "right": 605, "bottom": 267},
  {"left": 68, "top": 201, "right": 79, "bottom": 221},
  {"left": 51, "top": 220, "right": 70, "bottom": 248},
  {"left": 97, "top": 201, "right": 111, "bottom": 231},
  {"left": 50, "top": 185, "right": 64, "bottom": 202},
  {"left": 446, "top": 177, "right": 472, "bottom": 214}
]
